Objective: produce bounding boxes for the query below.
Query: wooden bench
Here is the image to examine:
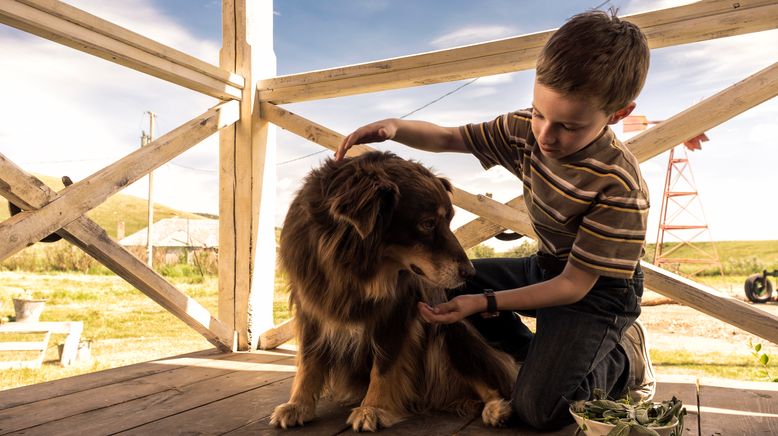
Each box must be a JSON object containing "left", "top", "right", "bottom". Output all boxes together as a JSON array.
[{"left": 0, "top": 321, "right": 83, "bottom": 367}]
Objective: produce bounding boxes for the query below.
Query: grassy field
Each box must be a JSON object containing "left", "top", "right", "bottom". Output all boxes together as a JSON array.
[{"left": 0, "top": 271, "right": 291, "bottom": 391}]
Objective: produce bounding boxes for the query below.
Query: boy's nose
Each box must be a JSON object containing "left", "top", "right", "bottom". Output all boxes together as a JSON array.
[{"left": 538, "top": 126, "right": 555, "bottom": 145}]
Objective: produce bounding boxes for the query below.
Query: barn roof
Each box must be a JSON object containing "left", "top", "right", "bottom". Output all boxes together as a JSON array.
[{"left": 119, "top": 218, "right": 218, "bottom": 248}]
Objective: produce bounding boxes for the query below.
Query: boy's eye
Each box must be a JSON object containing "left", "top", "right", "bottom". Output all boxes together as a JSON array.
[{"left": 563, "top": 125, "right": 580, "bottom": 131}]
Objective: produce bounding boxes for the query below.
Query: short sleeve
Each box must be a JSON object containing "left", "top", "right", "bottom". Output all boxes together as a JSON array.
[
  {"left": 459, "top": 110, "right": 532, "bottom": 177},
  {"left": 568, "top": 189, "right": 649, "bottom": 278}
]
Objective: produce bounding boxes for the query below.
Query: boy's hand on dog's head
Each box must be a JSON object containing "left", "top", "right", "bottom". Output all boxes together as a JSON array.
[
  {"left": 418, "top": 295, "right": 484, "bottom": 324},
  {"left": 336, "top": 119, "right": 398, "bottom": 161}
]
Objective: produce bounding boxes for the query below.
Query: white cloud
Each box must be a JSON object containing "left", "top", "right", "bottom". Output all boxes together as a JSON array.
[
  {"left": 430, "top": 25, "right": 518, "bottom": 49},
  {"left": 67, "top": 0, "right": 221, "bottom": 63}
]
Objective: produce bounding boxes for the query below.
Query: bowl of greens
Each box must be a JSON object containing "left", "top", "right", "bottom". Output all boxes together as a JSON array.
[{"left": 569, "top": 394, "right": 686, "bottom": 436}]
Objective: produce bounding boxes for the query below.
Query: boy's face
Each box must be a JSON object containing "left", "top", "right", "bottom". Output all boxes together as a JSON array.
[{"left": 531, "top": 81, "right": 631, "bottom": 160}]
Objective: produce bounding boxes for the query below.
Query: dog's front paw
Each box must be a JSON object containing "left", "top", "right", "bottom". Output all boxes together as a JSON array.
[
  {"left": 481, "top": 398, "right": 512, "bottom": 427},
  {"left": 270, "top": 402, "right": 315, "bottom": 428},
  {"left": 347, "top": 406, "right": 403, "bottom": 432}
]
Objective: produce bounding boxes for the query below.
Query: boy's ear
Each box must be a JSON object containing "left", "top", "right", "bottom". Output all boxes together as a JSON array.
[
  {"left": 607, "top": 101, "right": 636, "bottom": 125},
  {"left": 327, "top": 171, "right": 399, "bottom": 239}
]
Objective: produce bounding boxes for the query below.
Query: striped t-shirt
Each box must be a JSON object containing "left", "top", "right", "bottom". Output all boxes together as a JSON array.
[{"left": 460, "top": 109, "right": 649, "bottom": 279}]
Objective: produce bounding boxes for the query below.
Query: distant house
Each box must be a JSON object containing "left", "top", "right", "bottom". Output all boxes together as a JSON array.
[{"left": 119, "top": 217, "right": 218, "bottom": 264}]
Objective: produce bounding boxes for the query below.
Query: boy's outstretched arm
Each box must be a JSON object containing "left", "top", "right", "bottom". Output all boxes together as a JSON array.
[
  {"left": 336, "top": 118, "right": 469, "bottom": 160},
  {"left": 418, "top": 262, "right": 599, "bottom": 324}
]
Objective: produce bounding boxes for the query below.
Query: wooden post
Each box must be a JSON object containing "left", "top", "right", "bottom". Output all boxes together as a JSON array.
[{"left": 219, "top": 0, "right": 276, "bottom": 351}]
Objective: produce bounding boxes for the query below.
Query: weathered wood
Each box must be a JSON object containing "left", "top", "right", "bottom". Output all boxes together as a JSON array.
[
  {"left": 244, "top": 0, "right": 278, "bottom": 351},
  {"left": 218, "top": 0, "right": 277, "bottom": 351},
  {"left": 642, "top": 262, "right": 778, "bottom": 345},
  {"left": 0, "top": 330, "right": 50, "bottom": 370},
  {"left": 0, "top": 349, "right": 221, "bottom": 410},
  {"left": 0, "top": 352, "right": 293, "bottom": 434},
  {"left": 218, "top": 0, "right": 239, "bottom": 345},
  {"left": 0, "top": 0, "right": 243, "bottom": 100},
  {"left": 698, "top": 377, "right": 778, "bottom": 434},
  {"left": 629, "top": 61, "right": 778, "bottom": 162},
  {"left": 0, "top": 101, "right": 239, "bottom": 262},
  {"left": 17, "top": 357, "right": 297, "bottom": 436},
  {"left": 0, "top": 154, "right": 233, "bottom": 351},
  {"left": 258, "top": 318, "right": 295, "bottom": 350},
  {"left": 258, "top": 0, "right": 778, "bottom": 103},
  {"left": 11, "top": 350, "right": 775, "bottom": 435},
  {"left": 0, "top": 321, "right": 82, "bottom": 366}
]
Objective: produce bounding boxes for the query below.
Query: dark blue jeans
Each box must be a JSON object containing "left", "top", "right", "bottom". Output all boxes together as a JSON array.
[{"left": 451, "top": 254, "right": 643, "bottom": 430}]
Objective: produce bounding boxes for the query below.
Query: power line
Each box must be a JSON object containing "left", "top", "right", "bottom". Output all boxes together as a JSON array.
[{"left": 276, "top": 77, "right": 479, "bottom": 166}]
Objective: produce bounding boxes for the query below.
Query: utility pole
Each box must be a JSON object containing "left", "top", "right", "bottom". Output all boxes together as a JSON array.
[{"left": 141, "top": 111, "right": 156, "bottom": 267}]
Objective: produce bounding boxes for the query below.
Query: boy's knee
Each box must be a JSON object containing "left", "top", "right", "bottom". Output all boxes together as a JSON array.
[{"left": 512, "top": 390, "right": 573, "bottom": 431}]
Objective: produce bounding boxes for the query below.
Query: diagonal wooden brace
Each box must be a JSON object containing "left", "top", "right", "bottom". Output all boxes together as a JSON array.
[
  {"left": 0, "top": 152, "right": 233, "bottom": 351},
  {"left": 0, "top": 100, "right": 239, "bottom": 262}
]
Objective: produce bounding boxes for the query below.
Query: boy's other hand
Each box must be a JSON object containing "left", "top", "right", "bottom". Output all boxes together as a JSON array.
[
  {"left": 417, "top": 294, "right": 484, "bottom": 324},
  {"left": 336, "top": 119, "right": 398, "bottom": 161}
]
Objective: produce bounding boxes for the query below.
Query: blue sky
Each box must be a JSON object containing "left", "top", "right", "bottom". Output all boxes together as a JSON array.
[{"left": 1, "top": 0, "right": 777, "bottom": 247}]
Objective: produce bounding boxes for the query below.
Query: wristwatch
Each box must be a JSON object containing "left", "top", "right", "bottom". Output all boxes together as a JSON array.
[{"left": 481, "top": 289, "right": 500, "bottom": 319}]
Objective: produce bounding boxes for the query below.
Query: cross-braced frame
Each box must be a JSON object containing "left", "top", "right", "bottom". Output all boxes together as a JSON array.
[{"left": 1, "top": 0, "right": 777, "bottom": 359}]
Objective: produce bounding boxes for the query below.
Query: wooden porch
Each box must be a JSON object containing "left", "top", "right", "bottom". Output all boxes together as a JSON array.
[{"left": 1, "top": 347, "right": 777, "bottom": 435}]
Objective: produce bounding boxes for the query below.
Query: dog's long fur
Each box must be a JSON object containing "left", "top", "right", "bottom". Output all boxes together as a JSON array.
[{"left": 271, "top": 152, "right": 518, "bottom": 431}]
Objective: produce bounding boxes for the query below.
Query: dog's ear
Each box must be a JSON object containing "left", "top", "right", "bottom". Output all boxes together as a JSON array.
[
  {"left": 438, "top": 176, "right": 453, "bottom": 193},
  {"left": 328, "top": 172, "right": 399, "bottom": 239}
]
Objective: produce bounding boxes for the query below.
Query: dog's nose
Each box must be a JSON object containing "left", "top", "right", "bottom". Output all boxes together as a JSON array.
[{"left": 459, "top": 261, "right": 476, "bottom": 280}]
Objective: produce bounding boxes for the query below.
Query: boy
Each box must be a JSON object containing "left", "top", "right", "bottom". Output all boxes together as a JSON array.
[{"left": 335, "top": 10, "right": 653, "bottom": 430}]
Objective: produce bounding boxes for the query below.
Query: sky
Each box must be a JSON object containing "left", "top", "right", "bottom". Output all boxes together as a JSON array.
[{"left": 1, "top": 0, "right": 777, "bottom": 250}]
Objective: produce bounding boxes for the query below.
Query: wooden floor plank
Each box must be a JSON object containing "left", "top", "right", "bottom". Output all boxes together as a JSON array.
[
  {"left": 651, "top": 375, "right": 700, "bottom": 436},
  {"left": 15, "top": 355, "right": 297, "bottom": 436},
  {"left": 0, "top": 351, "right": 291, "bottom": 434},
  {"left": 698, "top": 377, "right": 778, "bottom": 435},
  {"left": 0, "top": 348, "right": 220, "bottom": 409},
  {"left": 2, "top": 349, "right": 776, "bottom": 435}
]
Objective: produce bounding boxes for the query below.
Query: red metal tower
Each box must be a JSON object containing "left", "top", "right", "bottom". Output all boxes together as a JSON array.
[{"left": 623, "top": 116, "right": 723, "bottom": 276}]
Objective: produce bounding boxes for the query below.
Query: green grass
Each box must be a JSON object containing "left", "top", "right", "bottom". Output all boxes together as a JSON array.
[
  {"left": 642, "top": 240, "right": 778, "bottom": 276},
  {"left": 0, "top": 270, "right": 292, "bottom": 391}
]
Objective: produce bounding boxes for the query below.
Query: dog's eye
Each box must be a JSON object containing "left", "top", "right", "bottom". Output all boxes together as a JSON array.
[{"left": 419, "top": 218, "right": 436, "bottom": 232}]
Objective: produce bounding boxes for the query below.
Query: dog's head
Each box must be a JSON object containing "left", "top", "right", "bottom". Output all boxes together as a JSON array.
[{"left": 325, "top": 152, "right": 475, "bottom": 289}]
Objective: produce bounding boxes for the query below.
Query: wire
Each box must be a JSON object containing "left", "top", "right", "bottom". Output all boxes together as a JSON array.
[
  {"left": 276, "top": 77, "right": 479, "bottom": 166},
  {"left": 167, "top": 161, "right": 217, "bottom": 174}
]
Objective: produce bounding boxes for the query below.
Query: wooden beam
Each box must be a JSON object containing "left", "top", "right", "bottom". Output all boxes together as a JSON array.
[
  {"left": 0, "top": 0, "right": 243, "bottom": 100},
  {"left": 258, "top": 0, "right": 778, "bottom": 103},
  {"left": 0, "top": 154, "right": 233, "bottom": 350},
  {"left": 455, "top": 197, "right": 530, "bottom": 250},
  {"left": 629, "top": 61, "right": 778, "bottom": 161},
  {"left": 218, "top": 0, "right": 238, "bottom": 345},
  {"left": 218, "top": 0, "right": 277, "bottom": 351},
  {"left": 0, "top": 101, "right": 239, "bottom": 262},
  {"left": 261, "top": 102, "right": 537, "bottom": 238},
  {"left": 642, "top": 262, "right": 778, "bottom": 344}
]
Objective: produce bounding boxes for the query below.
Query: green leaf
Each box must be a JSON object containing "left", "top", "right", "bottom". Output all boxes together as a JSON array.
[
  {"left": 631, "top": 423, "right": 661, "bottom": 436},
  {"left": 761, "top": 353, "right": 769, "bottom": 365},
  {"left": 755, "top": 343, "right": 762, "bottom": 352},
  {"left": 607, "top": 422, "right": 631, "bottom": 436}
]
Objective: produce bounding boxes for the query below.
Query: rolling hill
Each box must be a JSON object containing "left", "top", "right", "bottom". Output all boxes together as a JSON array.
[{"left": 0, "top": 174, "right": 204, "bottom": 239}]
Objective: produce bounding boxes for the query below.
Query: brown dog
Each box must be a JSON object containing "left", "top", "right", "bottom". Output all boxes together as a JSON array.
[{"left": 271, "top": 151, "right": 517, "bottom": 431}]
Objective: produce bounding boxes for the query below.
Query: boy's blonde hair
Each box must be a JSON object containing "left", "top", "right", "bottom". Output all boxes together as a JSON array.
[{"left": 536, "top": 10, "right": 650, "bottom": 114}]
